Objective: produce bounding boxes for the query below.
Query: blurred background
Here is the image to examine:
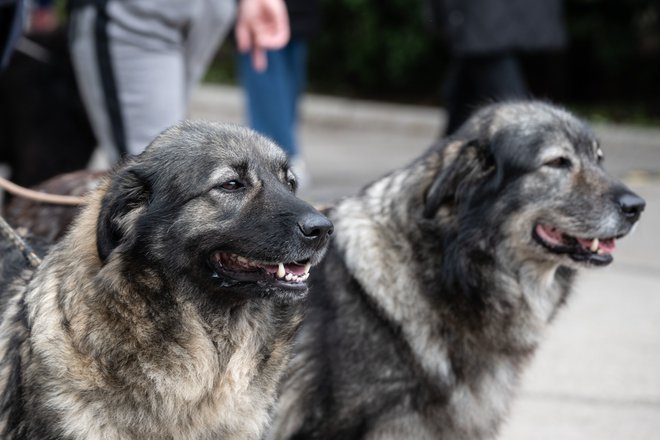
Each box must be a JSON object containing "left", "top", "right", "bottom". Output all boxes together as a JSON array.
[
  {"left": 3, "top": 0, "right": 660, "bottom": 189},
  {"left": 1, "top": 1, "right": 659, "bottom": 439},
  {"left": 206, "top": 0, "right": 660, "bottom": 125}
]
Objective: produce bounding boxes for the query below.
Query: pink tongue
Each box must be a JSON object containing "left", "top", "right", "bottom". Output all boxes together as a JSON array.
[
  {"left": 285, "top": 263, "right": 307, "bottom": 276},
  {"left": 263, "top": 264, "right": 278, "bottom": 274},
  {"left": 576, "top": 238, "right": 594, "bottom": 249},
  {"left": 576, "top": 237, "right": 617, "bottom": 253},
  {"left": 262, "top": 263, "right": 307, "bottom": 275},
  {"left": 536, "top": 225, "right": 565, "bottom": 246},
  {"left": 600, "top": 238, "right": 616, "bottom": 253}
]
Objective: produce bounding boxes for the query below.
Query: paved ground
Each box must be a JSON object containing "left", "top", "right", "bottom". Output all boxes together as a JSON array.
[{"left": 192, "top": 84, "right": 660, "bottom": 439}]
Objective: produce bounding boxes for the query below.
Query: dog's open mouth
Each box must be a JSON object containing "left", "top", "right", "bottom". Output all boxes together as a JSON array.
[
  {"left": 210, "top": 251, "right": 311, "bottom": 287},
  {"left": 533, "top": 224, "right": 620, "bottom": 266}
]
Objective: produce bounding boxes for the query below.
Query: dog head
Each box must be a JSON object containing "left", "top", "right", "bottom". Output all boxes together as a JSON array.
[
  {"left": 96, "top": 121, "right": 333, "bottom": 302},
  {"left": 424, "top": 101, "right": 644, "bottom": 268}
]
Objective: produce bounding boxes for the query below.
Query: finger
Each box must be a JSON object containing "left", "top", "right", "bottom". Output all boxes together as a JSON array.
[
  {"left": 256, "top": 25, "right": 290, "bottom": 50},
  {"left": 251, "top": 47, "right": 267, "bottom": 72},
  {"left": 235, "top": 22, "right": 252, "bottom": 53}
]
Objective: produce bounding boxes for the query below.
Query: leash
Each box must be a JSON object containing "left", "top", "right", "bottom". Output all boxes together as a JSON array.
[
  {"left": 0, "top": 176, "right": 85, "bottom": 206},
  {"left": 0, "top": 214, "right": 41, "bottom": 268}
]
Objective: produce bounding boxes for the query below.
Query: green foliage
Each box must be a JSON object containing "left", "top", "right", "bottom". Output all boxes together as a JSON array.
[
  {"left": 304, "top": 0, "right": 660, "bottom": 120},
  {"left": 307, "top": 0, "right": 447, "bottom": 101},
  {"left": 562, "top": 0, "right": 660, "bottom": 121},
  {"left": 202, "top": 0, "right": 660, "bottom": 122}
]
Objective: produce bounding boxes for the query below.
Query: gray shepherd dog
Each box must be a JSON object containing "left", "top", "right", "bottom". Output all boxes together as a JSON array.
[
  {"left": 268, "top": 102, "right": 645, "bottom": 440},
  {"left": 0, "top": 121, "right": 333, "bottom": 440}
]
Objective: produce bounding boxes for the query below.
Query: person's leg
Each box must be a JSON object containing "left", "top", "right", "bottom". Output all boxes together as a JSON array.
[
  {"left": 442, "top": 58, "right": 472, "bottom": 136},
  {"left": 285, "top": 39, "right": 308, "bottom": 159},
  {"left": 470, "top": 52, "right": 528, "bottom": 102},
  {"left": 70, "top": 5, "right": 124, "bottom": 164},
  {"left": 183, "top": 0, "right": 236, "bottom": 101},
  {"left": 106, "top": 0, "right": 194, "bottom": 156},
  {"left": 70, "top": 0, "right": 189, "bottom": 161},
  {"left": 443, "top": 52, "right": 528, "bottom": 135},
  {"left": 238, "top": 45, "right": 296, "bottom": 157}
]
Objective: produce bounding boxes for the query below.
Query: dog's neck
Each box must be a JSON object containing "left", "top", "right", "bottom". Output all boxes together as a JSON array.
[
  {"left": 331, "top": 192, "right": 538, "bottom": 437},
  {"left": 334, "top": 162, "right": 574, "bottom": 388},
  {"left": 329, "top": 160, "right": 582, "bottom": 438}
]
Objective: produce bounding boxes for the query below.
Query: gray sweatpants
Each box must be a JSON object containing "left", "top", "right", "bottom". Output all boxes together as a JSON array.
[{"left": 70, "top": 0, "right": 236, "bottom": 163}]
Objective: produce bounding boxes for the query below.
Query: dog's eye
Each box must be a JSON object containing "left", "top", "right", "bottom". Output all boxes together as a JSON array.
[
  {"left": 219, "top": 180, "right": 245, "bottom": 191},
  {"left": 285, "top": 169, "right": 297, "bottom": 191},
  {"left": 287, "top": 177, "right": 297, "bottom": 191},
  {"left": 544, "top": 157, "right": 572, "bottom": 169}
]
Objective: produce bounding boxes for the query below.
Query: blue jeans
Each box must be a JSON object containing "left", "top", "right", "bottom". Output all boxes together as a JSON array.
[{"left": 238, "top": 39, "right": 308, "bottom": 158}]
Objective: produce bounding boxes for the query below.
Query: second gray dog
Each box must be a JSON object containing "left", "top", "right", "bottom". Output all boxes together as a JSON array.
[{"left": 268, "top": 102, "right": 645, "bottom": 439}]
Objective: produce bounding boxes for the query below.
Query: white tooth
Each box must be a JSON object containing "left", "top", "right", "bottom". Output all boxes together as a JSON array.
[
  {"left": 304, "top": 262, "right": 311, "bottom": 274},
  {"left": 277, "top": 263, "right": 285, "bottom": 279},
  {"left": 301, "top": 273, "right": 310, "bottom": 281},
  {"left": 285, "top": 273, "right": 293, "bottom": 281},
  {"left": 590, "top": 238, "right": 599, "bottom": 252},
  {"left": 597, "top": 249, "right": 604, "bottom": 255},
  {"left": 237, "top": 256, "right": 247, "bottom": 264}
]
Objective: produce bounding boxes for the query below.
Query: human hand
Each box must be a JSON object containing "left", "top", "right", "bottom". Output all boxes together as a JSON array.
[{"left": 235, "top": 0, "right": 290, "bottom": 72}]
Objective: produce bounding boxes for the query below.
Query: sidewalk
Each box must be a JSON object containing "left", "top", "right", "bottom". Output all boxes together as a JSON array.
[
  {"left": 191, "top": 84, "right": 660, "bottom": 439},
  {"left": 191, "top": 84, "right": 660, "bottom": 201}
]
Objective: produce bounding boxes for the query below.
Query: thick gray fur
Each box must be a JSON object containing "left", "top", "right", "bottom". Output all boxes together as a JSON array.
[{"left": 268, "top": 102, "right": 644, "bottom": 440}]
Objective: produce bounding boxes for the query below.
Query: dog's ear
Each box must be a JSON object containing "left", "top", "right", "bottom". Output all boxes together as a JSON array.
[
  {"left": 423, "top": 140, "right": 492, "bottom": 219},
  {"left": 96, "top": 166, "right": 150, "bottom": 262}
]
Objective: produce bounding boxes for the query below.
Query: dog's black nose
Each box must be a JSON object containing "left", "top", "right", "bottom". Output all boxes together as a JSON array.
[
  {"left": 617, "top": 192, "right": 646, "bottom": 222},
  {"left": 298, "top": 213, "right": 334, "bottom": 241}
]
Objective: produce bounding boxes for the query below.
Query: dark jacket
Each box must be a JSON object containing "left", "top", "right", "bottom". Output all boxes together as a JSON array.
[
  {"left": 429, "top": 0, "right": 566, "bottom": 55},
  {"left": 0, "top": 0, "right": 24, "bottom": 69},
  {"left": 286, "top": 0, "right": 320, "bottom": 39}
]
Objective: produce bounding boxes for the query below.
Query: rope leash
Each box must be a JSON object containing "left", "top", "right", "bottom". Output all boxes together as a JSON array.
[
  {"left": 0, "top": 214, "right": 41, "bottom": 268},
  {"left": 0, "top": 176, "right": 85, "bottom": 206}
]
